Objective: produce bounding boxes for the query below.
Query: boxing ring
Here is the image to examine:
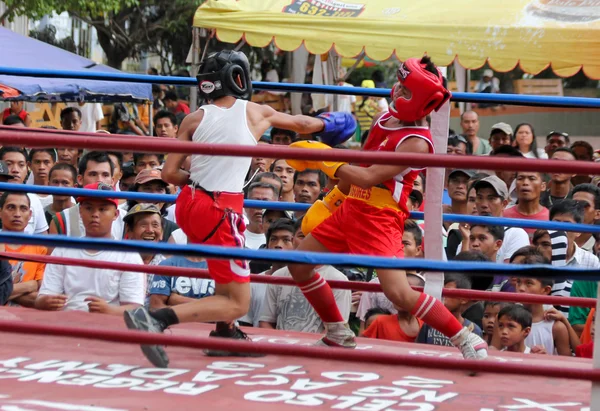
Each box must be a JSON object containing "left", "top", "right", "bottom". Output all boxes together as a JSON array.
[{"left": 0, "top": 68, "right": 600, "bottom": 410}]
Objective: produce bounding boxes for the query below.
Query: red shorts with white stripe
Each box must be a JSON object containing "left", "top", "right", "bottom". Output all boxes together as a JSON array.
[
  {"left": 311, "top": 198, "right": 407, "bottom": 258},
  {"left": 176, "top": 185, "right": 250, "bottom": 284}
]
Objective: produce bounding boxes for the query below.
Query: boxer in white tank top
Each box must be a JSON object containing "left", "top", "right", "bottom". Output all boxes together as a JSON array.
[{"left": 124, "top": 49, "right": 357, "bottom": 367}]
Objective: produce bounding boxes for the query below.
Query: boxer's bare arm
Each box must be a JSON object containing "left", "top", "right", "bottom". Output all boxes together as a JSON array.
[
  {"left": 162, "top": 110, "right": 204, "bottom": 186},
  {"left": 335, "top": 137, "right": 430, "bottom": 189},
  {"left": 246, "top": 102, "right": 324, "bottom": 139}
]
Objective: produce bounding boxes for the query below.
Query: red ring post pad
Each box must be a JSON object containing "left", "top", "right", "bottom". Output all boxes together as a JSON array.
[
  {"left": 0, "top": 231, "right": 599, "bottom": 279},
  {"left": 1, "top": 251, "right": 594, "bottom": 308},
  {"left": 0, "top": 309, "right": 593, "bottom": 410},
  {"left": 1, "top": 181, "right": 600, "bottom": 234},
  {"left": 3, "top": 126, "right": 600, "bottom": 174}
]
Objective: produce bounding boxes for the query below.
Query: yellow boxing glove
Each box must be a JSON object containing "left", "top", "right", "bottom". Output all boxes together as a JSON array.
[
  {"left": 301, "top": 186, "right": 347, "bottom": 235},
  {"left": 287, "top": 141, "right": 346, "bottom": 180}
]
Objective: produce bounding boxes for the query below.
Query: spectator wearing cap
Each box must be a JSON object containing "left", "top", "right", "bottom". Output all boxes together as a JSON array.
[
  {"left": 476, "top": 69, "right": 500, "bottom": 94},
  {"left": 460, "top": 111, "right": 491, "bottom": 155},
  {"left": 124, "top": 203, "right": 167, "bottom": 300},
  {"left": 49, "top": 151, "right": 124, "bottom": 239},
  {"left": 241, "top": 218, "right": 297, "bottom": 327},
  {"left": 489, "top": 123, "right": 513, "bottom": 152},
  {"left": 0, "top": 192, "right": 48, "bottom": 308},
  {"left": 124, "top": 168, "right": 178, "bottom": 242},
  {"left": 0, "top": 147, "right": 48, "bottom": 235},
  {"left": 446, "top": 169, "right": 473, "bottom": 217},
  {"left": 36, "top": 182, "right": 145, "bottom": 314},
  {"left": 447, "top": 135, "right": 471, "bottom": 155},
  {"left": 504, "top": 170, "right": 549, "bottom": 238},
  {"left": 540, "top": 148, "right": 576, "bottom": 209},
  {"left": 545, "top": 131, "right": 570, "bottom": 158},
  {"left": 293, "top": 169, "right": 326, "bottom": 219}
]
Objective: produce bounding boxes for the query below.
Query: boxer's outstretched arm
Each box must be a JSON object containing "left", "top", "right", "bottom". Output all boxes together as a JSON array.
[
  {"left": 254, "top": 103, "right": 325, "bottom": 134},
  {"left": 335, "top": 137, "right": 430, "bottom": 189}
]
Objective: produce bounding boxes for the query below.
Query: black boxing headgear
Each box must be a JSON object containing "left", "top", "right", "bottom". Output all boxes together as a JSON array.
[{"left": 197, "top": 50, "right": 252, "bottom": 101}]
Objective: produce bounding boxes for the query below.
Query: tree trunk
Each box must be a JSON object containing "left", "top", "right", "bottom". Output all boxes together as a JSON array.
[{"left": 95, "top": 26, "right": 129, "bottom": 69}]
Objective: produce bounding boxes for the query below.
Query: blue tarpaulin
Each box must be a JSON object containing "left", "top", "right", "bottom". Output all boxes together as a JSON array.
[{"left": 0, "top": 27, "right": 152, "bottom": 102}]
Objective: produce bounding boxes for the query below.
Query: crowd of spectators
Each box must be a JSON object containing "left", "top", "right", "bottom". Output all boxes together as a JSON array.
[{"left": 0, "top": 68, "right": 598, "bottom": 361}]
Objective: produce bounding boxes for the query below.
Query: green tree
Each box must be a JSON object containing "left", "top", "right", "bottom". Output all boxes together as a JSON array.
[{"left": 2, "top": 0, "right": 201, "bottom": 70}]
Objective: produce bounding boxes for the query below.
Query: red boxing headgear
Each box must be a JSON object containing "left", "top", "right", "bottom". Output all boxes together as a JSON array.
[{"left": 389, "top": 58, "right": 451, "bottom": 122}]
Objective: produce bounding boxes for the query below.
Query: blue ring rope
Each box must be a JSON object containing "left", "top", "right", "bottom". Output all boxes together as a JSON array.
[
  {"left": 0, "top": 66, "right": 598, "bottom": 109},
  {"left": 0, "top": 231, "right": 596, "bottom": 279},
  {"left": 7, "top": 182, "right": 600, "bottom": 234}
]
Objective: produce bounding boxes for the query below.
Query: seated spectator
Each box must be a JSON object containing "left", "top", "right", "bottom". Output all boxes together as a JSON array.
[
  {"left": 545, "top": 131, "right": 570, "bottom": 158},
  {"left": 540, "top": 148, "right": 575, "bottom": 209},
  {"left": 49, "top": 151, "right": 124, "bottom": 238},
  {"left": 0, "top": 147, "right": 48, "bottom": 235},
  {"left": 1, "top": 192, "right": 47, "bottom": 307},
  {"left": 244, "top": 182, "right": 279, "bottom": 250},
  {"left": 60, "top": 107, "right": 82, "bottom": 132},
  {"left": 416, "top": 273, "right": 483, "bottom": 346},
  {"left": 163, "top": 91, "right": 190, "bottom": 117},
  {"left": 149, "top": 255, "right": 214, "bottom": 310},
  {"left": 476, "top": 69, "right": 500, "bottom": 94},
  {"left": 482, "top": 301, "right": 506, "bottom": 345},
  {"left": 570, "top": 183, "right": 600, "bottom": 252},
  {"left": 271, "top": 128, "right": 296, "bottom": 145},
  {"left": 515, "top": 273, "right": 572, "bottom": 356},
  {"left": 258, "top": 221, "right": 351, "bottom": 332},
  {"left": 356, "top": 220, "right": 423, "bottom": 333},
  {"left": 133, "top": 153, "right": 163, "bottom": 174},
  {"left": 489, "top": 123, "right": 513, "bottom": 152},
  {"left": 36, "top": 183, "right": 144, "bottom": 313},
  {"left": 2, "top": 101, "right": 31, "bottom": 127},
  {"left": 446, "top": 135, "right": 471, "bottom": 155},
  {"left": 460, "top": 111, "right": 491, "bottom": 155},
  {"left": 110, "top": 102, "right": 148, "bottom": 136},
  {"left": 503, "top": 171, "right": 549, "bottom": 238},
  {"left": 293, "top": 169, "right": 326, "bottom": 218},
  {"left": 44, "top": 163, "right": 77, "bottom": 225},
  {"left": 354, "top": 80, "right": 387, "bottom": 135},
  {"left": 271, "top": 159, "right": 296, "bottom": 203},
  {"left": 242, "top": 218, "right": 296, "bottom": 327},
  {"left": 66, "top": 101, "right": 104, "bottom": 133},
  {"left": 27, "top": 148, "right": 57, "bottom": 207},
  {"left": 513, "top": 123, "right": 547, "bottom": 159},
  {"left": 124, "top": 169, "right": 178, "bottom": 242},
  {"left": 154, "top": 111, "right": 178, "bottom": 138},
  {"left": 362, "top": 273, "right": 425, "bottom": 343},
  {"left": 497, "top": 304, "right": 533, "bottom": 354},
  {"left": 571, "top": 140, "right": 594, "bottom": 186},
  {"left": 3, "top": 114, "right": 26, "bottom": 127}
]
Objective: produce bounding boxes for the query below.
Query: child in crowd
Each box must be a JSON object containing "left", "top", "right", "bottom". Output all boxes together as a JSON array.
[
  {"left": 482, "top": 301, "right": 506, "bottom": 345},
  {"left": 416, "top": 273, "right": 483, "bottom": 346},
  {"left": 361, "top": 308, "right": 391, "bottom": 336},
  {"left": 576, "top": 310, "right": 594, "bottom": 358},
  {"left": 362, "top": 273, "right": 425, "bottom": 342},
  {"left": 498, "top": 304, "right": 532, "bottom": 353}
]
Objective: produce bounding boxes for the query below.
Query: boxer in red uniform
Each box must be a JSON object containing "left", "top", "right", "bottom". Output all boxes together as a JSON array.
[
  {"left": 123, "top": 50, "right": 356, "bottom": 368},
  {"left": 287, "top": 56, "right": 488, "bottom": 360}
]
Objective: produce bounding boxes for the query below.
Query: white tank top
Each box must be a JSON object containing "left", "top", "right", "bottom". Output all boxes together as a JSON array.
[
  {"left": 525, "top": 320, "right": 555, "bottom": 355},
  {"left": 189, "top": 99, "right": 257, "bottom": 193}
]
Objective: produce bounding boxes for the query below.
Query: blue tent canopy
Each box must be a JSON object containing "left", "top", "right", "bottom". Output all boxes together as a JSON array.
[{"left": 0, "top": 27, "right": 152, "bottom": 103}]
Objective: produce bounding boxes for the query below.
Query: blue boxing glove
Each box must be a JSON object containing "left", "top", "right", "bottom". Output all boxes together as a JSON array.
[{"left": 315, "top": 112, "right": 357, "bottom": 146}]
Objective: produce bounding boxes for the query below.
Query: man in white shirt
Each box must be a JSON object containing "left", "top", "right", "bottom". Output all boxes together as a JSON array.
[
  {"left": 244, "top": 182, "right": 279, "bottom": 250},
  {"left": 66, "top": 102, "right": 104, "bottom": 133},
  {"left": 49, "top": 151, "right": 124, "bottom": 238},
  {"left": 258, "top": 220, "right": 351, "bottom": 333},
  {"left": 36, "top": 182, "right": 144, "bottom": 314},
  {"left": 0, "top": 147, "right": 48, "bottom": 235}
]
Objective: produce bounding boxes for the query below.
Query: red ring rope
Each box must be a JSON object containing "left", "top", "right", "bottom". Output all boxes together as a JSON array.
[
  {"left": 0, "top": 319, "right": 596, "bottom": 381},
  {"left": 1, "top": 252, "right": 594, "bottom": 308},
  {"left": 1, "top": 126, "right": 600, "bottom": 174}
]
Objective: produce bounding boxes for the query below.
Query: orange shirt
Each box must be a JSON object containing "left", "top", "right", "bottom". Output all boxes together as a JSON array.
[
  {"left": 363, "top": 314, "right": 423, "bottom": 343},
  {"left": 7, "top": 244, "right": 48, "bottom": 283}
]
